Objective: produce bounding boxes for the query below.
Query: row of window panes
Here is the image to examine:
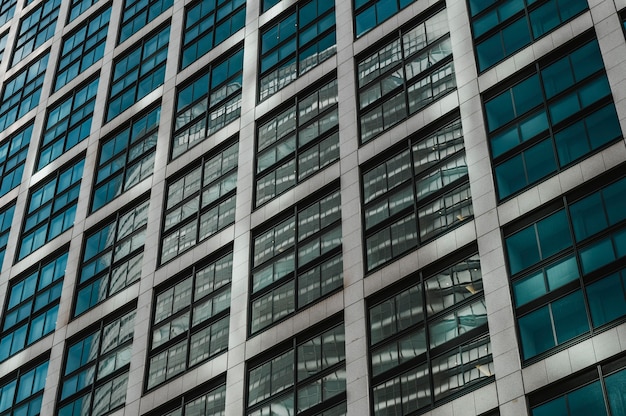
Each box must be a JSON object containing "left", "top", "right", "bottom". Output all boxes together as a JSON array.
[
  {"left": 0, "top": 360, "right": 48, "bottom": 415},
  {"left": 161, "top": 141, "right": 237, "bottom": 263},
  {"left": 0, "top": 202, "right": 14, "bottom": 267},
  {"left": 153, "top": 382, "right": 226, "bottom": 416},
  {"left": 357, "top": 6, "right": 454, "bottom": 143},
  {"left": 354, "top": 0, "right": 416, "bottom": 37},
  {"left": 256, "top": 78, "right": 339, "bottom": 206},
  {"left": 68, "top": 0, "right": 97, "bottom": 22},
  {"left": 11, "top": 0, "right": 61, "bottom": 67},
  {"left": 0, "top": 0, "right": 16, "bottom": 27},
  {"left": 148, "top": 252, "right": 232, "bottom": 390},
  {"left": 251, "top": 187, "right": 342, "bottom": 334},
  {"left": 119, "top": 0, "right": 173, "bottom": 44},
  {"left": 0, "top": 123, "right": 31, "bottom": 198}
]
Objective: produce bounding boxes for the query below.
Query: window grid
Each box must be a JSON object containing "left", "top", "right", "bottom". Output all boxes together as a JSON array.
[
  {"left": 250, "top": 186, "right": 343, "bottom": 334},
  {"left": 354, "top": 0, "right": 417, "bottom": 37},
  {"left": 74, "top": 198, "right": 149, "bottom": 317},
  {"left": 146, "top": 380, "right": 227, "bottom": 416},
  {"left": 0, "top": 202, "right": 14, "bottom": 267},
  {"left": 0, "top": 51, "right": 48, "bottom": 134},
  {"left": 259, "top": 0, "right": 336, "bottom": 101},
  {"left": 357, "top": 6, "right": 454, "bottom": 143},
  {"left": 0, "top": 360, "right": 48, "bottom": 416},
  {"left": 37, "top": 77, "right": 99, "bottom": 171},
  {"left": 0, "top": 123, "right": 31, "bottom": 198},
  {"left": 119, "top": 0, "right": 173, "bottom": 44},
  {"left": 255, "top": 78, "right": 339, "bottom": 206},
  {"left": 58, "top": 309, "right": 136, "bottom": 416},
  {"left": 484, "top": 35, "right": 621, "bottom": 201},
  {"left": 368, "top": 252, "right": 492, "bottom": 415},
  {"left": 0, "top": 0, "right": 16, "bottom": 28},
  {"left": 18, "top": 158, "right": 84, "bottom": 261},
  {"left": 92, "top": 106, "right": 160, "bottom": 212},
  {"left": 11, "top": 0, "right": 61, "bottom": 66},
  {"left": 181, "top": 0, "right": 245, "bottom": 69},
  {"left": 68, "top": 0, "right": 97, "bottom": 22},
  {"left": 106, "top": 25, "right": 170, "bottom": 122},
  {"left": 0, "top": 251, "right": 67, "bottom": 362},
  {"left": 172, "top": 47, "right": 243, "bottom": 159},
  {"left": 362, "top": 117, "right": 472, "bottom": 271},
  {"left": 147, "top": 252, "right": 232, "bottom": 390},
  {"left": 54, "top": 6, "right": 110, "bottom": 91},
  {"left": 0, "top": 31, "right": 8, "bottom": 63},
  {"left": 161, "top": 140, "right": 238, "bottom": 264}
]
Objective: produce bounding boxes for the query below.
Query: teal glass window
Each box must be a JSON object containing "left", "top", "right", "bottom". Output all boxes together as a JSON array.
[
  {"left": 0, "top": 51, "right": 48, "bottom": 134},
  {"left": 362, "top": 117, "right": 471, "bottom": 271},
  {"left": 107, "top": 25, "right": 170, "bottom": 122},
  {"left": 54, "top": 6, "right": 110, "bottom": 91},
  {"left": 470, "top": 0, "right": 588, "bottom": 71},
  {"left": 147, "top": 251, "right": 232, "bottom": 390},
  {"left": 357, "top": 7, "right": 454, "bottom": 143},
  {"left": 355, "top": 0, "right": 417, "bottom": 37},
  {"left": 0, "top": 251, "right": 67, "bottom": 362},
  {"left": 262, "top": 0, "right": 280, "bottom": 12},
  {"left": 119, "top": 0, "right": 173, "bottom": 43},
  {"left": 0, "top": 0, "right": 16, "bottom": 27},
  {"left": 259, "top": 0, "right": 336, "bottom": 100},
  {"left": 251, "top": 186, "right": 342, "bottom": 334},
  {"left": 144, "top": 379, "right": 226, "bottom": 416},
  {"left": 18, "top": 158, "right": 84, "bottom": 261},
  {"left": 0, "top": 123, "right": 31, "bottom": 197},
  {"left": 0, "top": 31, "right": 8, "bottom": 63},
  {"left": 58, "top": 309, "right": 135, "bottom": 416},
  {"left": 181, "top": 0, "right": 245, "bottom": 69},
  {"left": 256, "top": 78, "right": 339, "bottom": 206},
  {"left": 74, "top": 199, "right": 149, "bottom": 316},
  {"left": 172, "top": 47, "right": 243, "bottom": 159},
  {"left": 161, "top": 140, "right": 238, "bottom": 263},
  {"left": 92, "top": 106, "right": 160, "bottom": 212},
  {"left": 68, "top": 0, "right": 97, "bottom": 22},
  {"left": 0, "top": 360, "right": 48, "bottom": 416},
  {"left": 37, "top": 78, "right": 99, "bottom": 170},
  {"left": 485, "top": 37, "right": 621, "bottom": 200},
  {"left": 246, "top": 319, "right": 346, "bottom": 416},
  {"left": 0, "top": 202, "right": 14, "bottom": 267},
  {"left": 11, "top": 0, "right": 61, "bottom": 66}
]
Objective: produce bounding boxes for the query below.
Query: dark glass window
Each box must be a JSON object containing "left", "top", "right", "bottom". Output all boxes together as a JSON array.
[
  {"left": 106, "top": 25, "right": 170, "bottom": 122},
  {"left": 485, "top": 36, "right": 621, "bottom": 200},
  {"left": 0, "top": 51, "right": 48, "bottom": 134},
  {"left": 469, "top": 0, "right": 588, "bottom": 71},
  {"left": 18, "top": 158, "right": 84, "bottom": 261},
  {"left": 144, "top": 378, "right": 226, "bottom": 416},
  {"left": 506, "top": 170, "right": 626, "bottom": 360},
  {"left": 58, "top": 309, "right": 136, "bottom": 416},
  {"left": 368, "top": 250, "right": 491, "bottom": 414},
  {"left": 181, "top": 0, "right": 245, "bottom": 69},
  {"left": 0, "top": 122, "right": 31, "bottom": 197},
  {"left": 68, "top": 0, "right": 97, "bottom": 22},
  {"left": 261, "top": 0, "right": 280, "bottom": 13},
  {"left": 11, "top": 0, "right": 61, "bottom": 66},
  {"left": 0, "top": 360, "right": 48, "bottom": 416},
  {"left": 251, "top": 186, "right": 342, "bottom": 334},
  {"left": 172, "top": 47, "right": 242, "bottom": 159},
  {"left": 74, "top": 198, "right": 149, "bottom": 316},
  {"left": 256, "top": 78, "right": 339, "bottom": 206},
  {"left": 161, "top": 140, "right": 237, "bottom": 263},
  {"left": 258, "top": 0, "right": 336, "bottom": 101},
  {"left": 147, "top": 251, "right": 232, "bottom": 390},
  {"left": 355, "top": 0, "right": 417, "bottom": 37},
  {"left": 54, "top": 6, "right": 110, "bottom": 91},
  {"left": 246, "top": 319, "right": 347, "bottom": 416},
  {"left": 0, "top": 250, "right": 67, "bottom": 362},
  {"left": 357, "top": 6, "right": 454, "bottom": 143},
  {"left": 0, "top": 31, "right": 8, "bottom": 63},
  {"left": 0, "top": 0, "right": 16, "bottom": 27},
  {"left": 92, "top": 106, "right": 160, "bottom": 212},
  {"left": 0, "top": 202, "right": 14, "bottom": 267},
  {"left": 37, "top": 78, "right": 99, "bottom": 170},
  {"left": 362, "top": 116, "right": 472, "bottom": 271},
  {"left": 119, "top": 0, "right": 173, "bottom": 44}
]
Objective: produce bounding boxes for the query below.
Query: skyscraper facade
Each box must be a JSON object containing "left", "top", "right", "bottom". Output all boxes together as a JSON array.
[{"left": 0, "top": 0, "right": 626, "bottom": 415}]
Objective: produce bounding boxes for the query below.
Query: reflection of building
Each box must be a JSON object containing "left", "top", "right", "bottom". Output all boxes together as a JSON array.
[{"left": 1, "top": 0, "right": 626, "bottom": 415}]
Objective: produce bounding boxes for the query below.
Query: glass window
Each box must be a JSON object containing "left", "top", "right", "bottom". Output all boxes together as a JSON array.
[
  {"left": 18, "top": 158, "right": 84, "bottom": 261},
  {"left": 54, "top": 6, "right": 110, "bottom": 91},
  {"left": 147, "top": 252, "right": 232, "bottom": 390},
  {"left": 261, "top": 0, "right": 280, "bottom": 13},
  {"left": 0, "top": 31, "right": 8, "bottom": 63},
  {"left": 37, "top": 78, "right": 99, "bottom": 170},
  {"left": 172, "top": 47, "right": 243, "bottom": 159},
  {"left": 259, "top": 0, "right": 336, "bottom": 100},
  {"left": 355, "top": 0, "right": 417, "bottom": 37},
  {"left": 0, "top": 123, "right": 31, "bottom": 198},
  {"left": 119, "top": 0, "right": 173, "bottom": 44},
  {"left": 0, "top": 0, "right": 16, "bottom": 28},
  {"left": 11, "top": 0, "right": 61, "bottom": 66},
  {"left": 256, "top": 78, "right": 339, "bottom": 206},
  {"left": 68, "top": 0, "right": 98, "bottom": 22},
  {"left": 251, "top": 187, "right": 342, "bottom": 334},
  {"left": 0, "top": 51, "right": 48, "bottom": 134},
  {"left": 74, "top": 199, "right": 149, "bottom": 316},
  {"left": 0, "top": 251, "right": 67, "bottom": 362},
  {"left": 246, "top": 320, "right": 346, "bottom": 416},
  {"left": 92, "top": 106, "right": 160, "bottom": 212},
  {"left": 57, "top": 309, "right": 136, "bottom": 416},
  {"left": 144, "top": 379, "right": 226, "bottom": 416},
  {"left": 161, "top": 140, "right": 237, "bottom": 263},
  {"left": 181, "top": 0, "right": 245, "bottom": 69},
  {"left": 0, "top": 202, "right": 14, "bottom": 267},
  {"left": 106, "top": 25, "right": 170, "bottom": 122},
  {"left": 0, "top": 360, "right": 48, "bottom": 416},
  {"left": 357, "top": 7, "right": 454, "bottom": 143}
]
